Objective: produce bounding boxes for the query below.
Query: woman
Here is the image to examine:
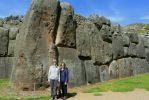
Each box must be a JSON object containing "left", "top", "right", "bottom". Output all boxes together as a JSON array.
[{"left": 60, "top": 62, "right": 69, "bottom": 100}]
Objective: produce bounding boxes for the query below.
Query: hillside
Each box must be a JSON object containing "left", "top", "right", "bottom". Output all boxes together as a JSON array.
[{"left": 123, "top": 23, "right": 149, "bottom": 34}]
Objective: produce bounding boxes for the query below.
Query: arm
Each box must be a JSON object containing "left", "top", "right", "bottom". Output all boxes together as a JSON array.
[
  {"left": 48, "top": 67, "right": 51, "bottom": 82},
  {"left": 65, "top": 68, "right": 69, "bottom": 84}
]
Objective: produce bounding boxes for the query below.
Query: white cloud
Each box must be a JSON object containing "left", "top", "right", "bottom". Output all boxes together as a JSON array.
[
  {"left": 108, "top": 16, "right": 125, "bottom": 23},
  {"left": 140, "top": 16, "right": 149, "bottom": 20}
]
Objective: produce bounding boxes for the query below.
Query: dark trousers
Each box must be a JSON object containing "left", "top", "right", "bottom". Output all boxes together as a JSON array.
[
  {"left": 50, "top": 79, "right": 58, "bottom": 99},
  {"left": 60, "top": 82, "right": 67, "bottom": 97}
]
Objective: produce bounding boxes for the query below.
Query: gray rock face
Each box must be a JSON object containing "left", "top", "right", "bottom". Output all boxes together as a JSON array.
[
  {"left": 109, "top": 60, "right": 119, "bottom": 79},
  {"left": 58, "top": 47, "right": 86, "bottom": 86},
  {"left": 88, "top": 15, "right": 111, "bottom": 30},
  {"left": 8, "top": 40, "right": 15, "bottom": 57},
  {"left": 99, "top": 65, "right": 110, "bottom": 82},
  {"left": 76, "top": 19, "right": 94, "bottom": 60},
  {"left": 0, "top": 57, "right": 13, "bottom": 78},
  {"left": 12, "top": 0, "right": 60, "bottom": 90},
  {"left": 112, "top": 32, "right": 124, "bottom": 59},
  {"left": 128, "top": 43, "right": 137, "bottom": 57},
  {"left": 100, "top": 25, "right": 113, "bottom": 43},
  {"left": 0, "top": 27, "right": 9, "bottom": 57},
  {"left": 127, "top": 33, "right": 139, "bottom": 44},
  {"left": 9, "top": 28, "right": 19, "bottom": 40},
  {"left": 136, "top": 36, "right": 145, "bottom": 58},
  {"left": 56, "top": 3, "right": 76, "bottom": 48},
  {"left": 122, "top": 33, "right": 130, "bottom": 47},
  {"left": 84, "top": 60, "right": 99, "bottom": 84},
  {"left": 91, "top": 33, "right": 112, "bottom": 65}
]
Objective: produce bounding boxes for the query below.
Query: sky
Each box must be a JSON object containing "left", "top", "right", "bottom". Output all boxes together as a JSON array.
[{"left": 0, "top": 0, "right": 149, "bottom": 25}]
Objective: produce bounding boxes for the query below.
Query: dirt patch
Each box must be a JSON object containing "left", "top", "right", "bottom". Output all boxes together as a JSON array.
[{"left": 66, "top": 89, "right": 149, "bottom": 100}]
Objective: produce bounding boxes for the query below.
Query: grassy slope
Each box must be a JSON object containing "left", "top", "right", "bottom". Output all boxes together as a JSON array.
[
  {"left": 125, "top": 23, "right": 149, "bottom": 34},
  {"left": 84, "top": 73, "right": 149, "bottom": 95}
]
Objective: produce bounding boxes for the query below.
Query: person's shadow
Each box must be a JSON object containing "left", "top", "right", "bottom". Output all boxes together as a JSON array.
[
  {"left": 67, "top": 92, "right": 77, "bottom": 99},
  {"left": 58, "top": 92, "right": 77, "bottom": 99}
]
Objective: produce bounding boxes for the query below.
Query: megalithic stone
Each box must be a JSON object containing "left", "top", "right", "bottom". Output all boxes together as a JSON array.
[{"left": 11, "top": 0, "right": 60, "bottom": 90}]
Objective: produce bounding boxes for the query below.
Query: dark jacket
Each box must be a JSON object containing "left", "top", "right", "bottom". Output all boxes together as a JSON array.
[{"left": 60, "top": 67, "right": 69, "bottom": 83}]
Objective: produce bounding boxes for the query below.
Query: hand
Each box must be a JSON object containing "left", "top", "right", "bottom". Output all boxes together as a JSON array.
[{"left": 65, "top": 82, "right": 67, "bottom": 85}]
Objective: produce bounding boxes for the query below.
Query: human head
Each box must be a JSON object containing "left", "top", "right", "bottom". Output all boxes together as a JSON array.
[
  {"left": 61, "top": 62, "right": 65, "bottom": 68},
  {"left": 52, "top": 59, "right": 57, "bottom": 65}
]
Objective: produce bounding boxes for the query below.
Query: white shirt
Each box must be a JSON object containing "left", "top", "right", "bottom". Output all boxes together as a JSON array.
[{"left": 48, "top": 65, "right": 60, "bottom": 81}]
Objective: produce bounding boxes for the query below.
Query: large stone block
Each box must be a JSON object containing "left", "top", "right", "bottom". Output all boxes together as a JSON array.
[
  {"left": 112, "top": 33, "right": 124, "bottom": 59},
  {"left": 99, "top": 65, "right": 110, "bottom": 82},
  {"left": 58, "top": 47, "right": 86, "bottom": 86},
  {"left": 12, "top": 0, "right": 60, "bottom": 90},
  {"left": 127, "top": 33, "right": 139, "bottom": 44},
  {"left": 76, "top": 19, "right": 95, "bottom": 60},
  {"left": 136, "top": 36, "right": 145, "bottom": 58},
  {"left": 8, "top": 40, "right": 15, "bottom": 57},
  {"left": 84, "top": 60, "right": 99, "bottom": 84},
  {"left": 9, "top": 27, "right": 19, "bottom": 40},
  {"left": 55, "top": 3, "right": 76, "bottom": 48},
  {"left": 0, "top": 27, "right": 9, "bottom": 57},
  {"left": 0, "top": 57, "right": 13, "bottom": 78},
  {"left": 109, "top": 60, "right": 119, "bottom": 79}
]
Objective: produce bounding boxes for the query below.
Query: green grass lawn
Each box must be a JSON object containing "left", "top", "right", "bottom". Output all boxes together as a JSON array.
[{"left": 84, "top": 73, "right": 149, "bottom": 95}]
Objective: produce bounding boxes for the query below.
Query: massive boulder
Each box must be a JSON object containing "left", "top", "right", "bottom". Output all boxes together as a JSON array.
[
  {"left": 109, "top": 60, "right": 119, "bottom": 79},
  {"left": 84, "top": 60, "right": 99, "bottom": 84},
  {"left": 58, "top": 47, "right": 86, "bottom": 86},
  {"left": 99, "top": 65, "right": 110, "bottom": 82},
  {"left": 0, "top": 57, "right": 13, "bottom": 78},
  {"left": 136, "top": 36, "right": 145, "bottom": 58},
  {"left": 11, "top": 0, "right": 60, "bottom": 90},
  {"left": 75, "top": 17, "right": 94, "bottom": 60},
  {"left": 112, "top": 32, "right": 124, "bottom": 59},
  {"left": 9, "top": 27, "right": 19, "bottom": 40},
  {"left": 127, "top": 32, "right": 139, "bottom": 44},
  {"left": 8, "top": 40, "right": 15, "bottom": 57},
  {"left": 55, "top": 3, "right": 76, "bottom": 48},
  {"left": 0, "top": 27, "right": 9, "bottom": 57}
]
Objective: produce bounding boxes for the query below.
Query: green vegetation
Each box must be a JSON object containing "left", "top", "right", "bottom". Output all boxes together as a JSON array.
[
  {"left": 0, "top": 79, "right": 50, "bottom": 100},
  {"left": 126, "top": 23, "right": 149, "bottom": 34},
  {"left": 0, "top": 96, "right": 50, "bottom": 100},
  {"left": 0, "top": 79, "right": 10, "bottom": 88},
  {"left": 84, "top": 73, "right": 149, "bottom": 95}
]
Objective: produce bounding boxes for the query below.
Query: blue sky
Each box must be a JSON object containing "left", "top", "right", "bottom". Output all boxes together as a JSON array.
[{"left": 0, "top": 0, "right": 149, "bottom": 25}]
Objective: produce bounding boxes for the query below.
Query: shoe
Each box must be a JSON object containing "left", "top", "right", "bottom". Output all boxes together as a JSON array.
[
  {"left": 63, "top": 96, "right": 66, "bottom": 100},
  {"left": 54, "top": 96, "right": 58, "bottom": 100}
]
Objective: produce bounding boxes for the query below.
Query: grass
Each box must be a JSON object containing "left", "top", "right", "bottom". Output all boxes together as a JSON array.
[
  {"left": 84, "top": 73, "right": 149, "bottom": 95},
  {"left": 0, "top": 79, "right": 50, "bottom": 100},
  {"left": 0, "top": 78, "right": 10, "bottom": 88},
  {"left": 0, "top": 96, "right": 50, "bottom": 100}
]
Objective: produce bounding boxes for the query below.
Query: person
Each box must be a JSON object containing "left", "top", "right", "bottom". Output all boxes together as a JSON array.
[
  {"left": 60, "top": 62, "right": 69, "bottom": 100},
  {"left": 48, "top": 59, "right": 60, "bottom": 100}
]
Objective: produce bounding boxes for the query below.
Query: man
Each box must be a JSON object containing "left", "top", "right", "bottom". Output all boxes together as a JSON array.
[
  {"left": 60, "top": 62, "right": 69, "bottom": 100},
  {"left": 48, "top": 59, "right": 60, "bottom": 100}
]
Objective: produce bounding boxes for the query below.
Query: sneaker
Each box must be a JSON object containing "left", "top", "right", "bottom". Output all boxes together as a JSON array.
[
  {"left": 54, "top": 96, "right": 58, "bottom": 100},
  {"left": 63, "top": 96, "right": 66, "bottom": 100}
]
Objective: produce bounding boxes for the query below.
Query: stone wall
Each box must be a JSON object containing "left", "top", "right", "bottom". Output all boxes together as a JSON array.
[{"left": 0, "top": 0, "right": 149, "bottom": 90}]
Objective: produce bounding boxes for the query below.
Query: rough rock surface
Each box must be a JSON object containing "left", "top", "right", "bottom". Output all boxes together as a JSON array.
[
  {"left": 0, "top": 0, "right": 147, "bottom": 89},
  {"left": 11, "top": 0, "right": 60, "bottom": 90},
  {"left": 56, "top": 3, "right": 76, "bottom": 48},
  {"left": 58, "top": 47, "right": 86, "bottom": 86},
  {"left": 0, "top": 27, "right": 9, "bottom": 57}
]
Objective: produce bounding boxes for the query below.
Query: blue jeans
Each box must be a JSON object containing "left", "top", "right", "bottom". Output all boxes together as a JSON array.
[{"left": 50, "top": 79, "right": 58, "bottom": 99}]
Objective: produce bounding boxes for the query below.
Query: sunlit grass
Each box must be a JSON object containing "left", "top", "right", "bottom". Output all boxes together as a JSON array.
[{"left": 84, "top": 73, "right": 149, "bottom": 95}]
